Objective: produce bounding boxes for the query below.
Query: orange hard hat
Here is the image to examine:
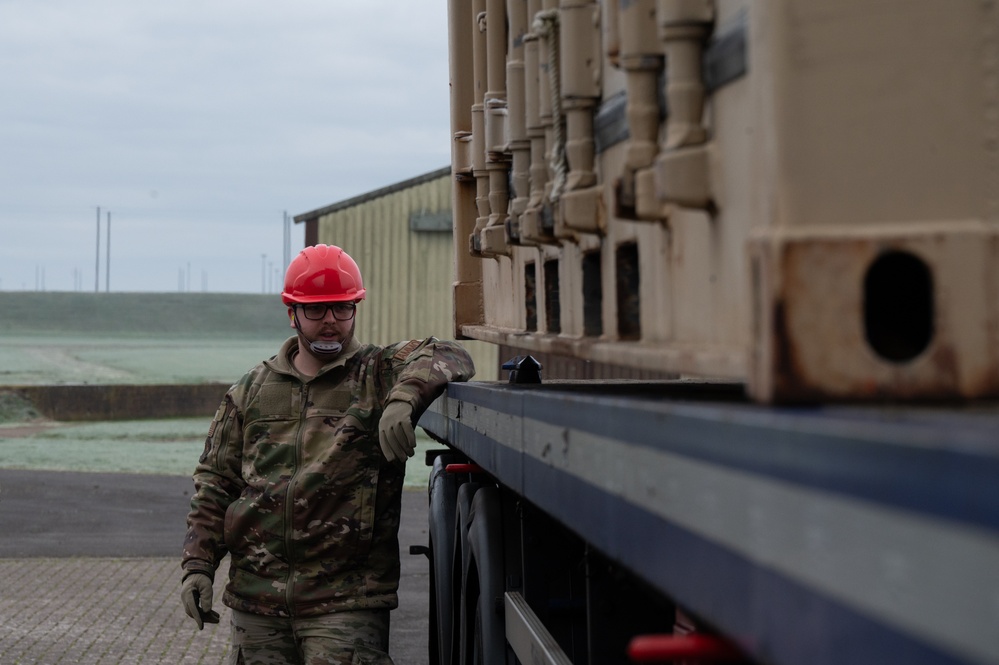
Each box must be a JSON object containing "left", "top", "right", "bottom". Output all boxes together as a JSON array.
[{"left": 281, "top": 244, "right": 366, "bottom": 304}]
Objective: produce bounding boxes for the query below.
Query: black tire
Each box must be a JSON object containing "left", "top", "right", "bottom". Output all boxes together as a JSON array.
[
  {"left": 465, "top": 486, "right": 505, "bottom": 665},
  {"left": 456, "top": 482, "right": 483, "bottom": 665},
  {"left": 429, "top": 454, "right": 465, "bottom": 665}
]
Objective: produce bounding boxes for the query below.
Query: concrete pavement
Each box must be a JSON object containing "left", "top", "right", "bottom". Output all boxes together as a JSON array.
[{"left": 0, "top": 469, "right": 431, "bottom": 664}]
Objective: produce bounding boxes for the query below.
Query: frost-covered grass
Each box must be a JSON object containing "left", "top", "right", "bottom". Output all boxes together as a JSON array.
[
  {"left": 0, "top": 335, "right": 284, "bottom": 386},
  {"left": 0, "top": 418, "right": 208, "bottom": 475},
  {"left": 0, "top": 391, "right": 40, "bottom": 421},
  {"left": 0, "top": 417, "right": 437, "bottom": 487},
  {"left": 0, "top": 292, "right": 438, "bottom": 487},
  {"left": 0, "top": 292, "right": 289, "bottom": 339},
  {"left": 0, "top": 292, "right": 290, "bottom": 386}
]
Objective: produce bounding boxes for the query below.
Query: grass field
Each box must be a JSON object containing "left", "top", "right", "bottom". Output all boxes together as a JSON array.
[
  {"left": 0, "top": 416, "right": 441, "bottom": 486},
  {"left": 0, "top": 292, "right": 441, "bottom": 486},
  {"left": 0, "top": 335, "right": 286, "bottom": 385},
  {"left": 0, "top": 291, "right": 290, "bottom": 385},
  {"left": 0, "top": 292, "right": 290, "bottom": 339}
]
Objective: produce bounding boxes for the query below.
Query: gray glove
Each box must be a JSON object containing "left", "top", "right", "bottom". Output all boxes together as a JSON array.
[
  {"left": 181, "top": 572, "right": 220, "bottom": 630},
  {"left": 378, "top": 401, "right": 416, "bottom": 463}
]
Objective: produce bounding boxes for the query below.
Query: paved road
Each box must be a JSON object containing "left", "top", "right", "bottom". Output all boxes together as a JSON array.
[{"left": 0, "top": 469, "right": 431, "bottom": 664}]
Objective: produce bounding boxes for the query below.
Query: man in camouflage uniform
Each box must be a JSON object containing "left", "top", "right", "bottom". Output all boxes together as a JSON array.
[{"left": 180, "top": 244, "right": 475, "bottom": 664}]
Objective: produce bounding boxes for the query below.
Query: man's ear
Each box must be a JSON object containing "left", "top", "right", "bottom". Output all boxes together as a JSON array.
[{"left": 287, "top": 307, "right": 297, "bottom": 328}]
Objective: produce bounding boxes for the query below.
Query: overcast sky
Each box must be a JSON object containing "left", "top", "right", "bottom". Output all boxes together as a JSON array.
[{"left": 0, "top": 1, "right": 451, "bottom": 294}]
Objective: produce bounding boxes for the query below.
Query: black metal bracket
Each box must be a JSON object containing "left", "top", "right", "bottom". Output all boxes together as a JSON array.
[{"left": 502, "top": 355, "right": 543, "bottom": 384}]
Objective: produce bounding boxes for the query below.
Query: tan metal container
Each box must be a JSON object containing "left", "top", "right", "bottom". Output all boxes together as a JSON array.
[{"left": 448, "top": 0, "right": 999, "bottom": 402}]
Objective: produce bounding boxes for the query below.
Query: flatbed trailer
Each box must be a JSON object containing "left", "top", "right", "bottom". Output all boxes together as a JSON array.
[
  {"left": 417, "top": 380, "right": 999, "bottom": 665},
  {"left": 421, "top": 0, "right": 999, "bottom": 662}
]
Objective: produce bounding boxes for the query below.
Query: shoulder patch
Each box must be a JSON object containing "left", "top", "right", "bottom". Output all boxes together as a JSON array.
[
  {"left": 393, "top": 339, "right": 422, "bottom": 361},
  {"left": 206, "top": 400, "right": 227, "bottom": 437}
]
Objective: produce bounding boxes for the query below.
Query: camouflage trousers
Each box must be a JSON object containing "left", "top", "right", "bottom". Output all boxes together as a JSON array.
[{"left": 229, "top": 608, "right": 395, "bottom": 665}]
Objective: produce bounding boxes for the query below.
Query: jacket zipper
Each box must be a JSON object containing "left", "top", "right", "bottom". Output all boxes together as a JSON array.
[{"left": 285, "top": 381, "right": 308, "bottom": 615}]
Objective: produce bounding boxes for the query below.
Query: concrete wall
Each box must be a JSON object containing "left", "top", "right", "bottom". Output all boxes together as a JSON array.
[{"left": 11, "top": 384, "right": 230, "bottom": 421}]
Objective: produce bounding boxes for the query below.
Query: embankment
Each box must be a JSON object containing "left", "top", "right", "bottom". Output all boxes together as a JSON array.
[
  {"left": 0, "top": 291, "right": 288, "bottom": 420},
  {"left": 7, "top": 383, "right": 230, "bottom": 421}
]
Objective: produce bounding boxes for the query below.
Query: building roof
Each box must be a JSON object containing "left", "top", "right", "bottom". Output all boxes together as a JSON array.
[{"left": 293, "top": 166, "right": 451, "bottom": 223}]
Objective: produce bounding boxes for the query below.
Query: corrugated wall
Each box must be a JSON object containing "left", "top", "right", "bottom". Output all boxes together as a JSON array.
[{"left": 315, "top": 174, "right": 499, "bottom": 381}]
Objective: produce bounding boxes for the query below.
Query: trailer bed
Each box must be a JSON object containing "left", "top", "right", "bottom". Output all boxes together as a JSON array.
[{"left": 420, "top": 380, "right": 999, "bottom": 665}]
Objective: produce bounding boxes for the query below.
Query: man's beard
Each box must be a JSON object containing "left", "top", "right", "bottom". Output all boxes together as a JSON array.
[{"left": 298, "top": 320, "right": 354, "bottom": 360}]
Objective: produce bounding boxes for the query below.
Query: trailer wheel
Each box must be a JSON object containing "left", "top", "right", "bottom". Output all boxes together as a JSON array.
[
  {"left": 428, "top": 454, "right": 465, "bottom": 665},
  {"left": 463, "top": 485, "right": 505, "bottom": 665},
  {"left": 473, "top": 603, "right": 485, "bottom": 665},
  {"left": 455, "top": 482, "right": 482, "bottom": 665}
]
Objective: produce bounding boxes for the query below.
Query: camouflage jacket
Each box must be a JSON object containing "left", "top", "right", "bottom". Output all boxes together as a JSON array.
[{"left": 182, "top": 335, "right": 474, "bottom": 617}]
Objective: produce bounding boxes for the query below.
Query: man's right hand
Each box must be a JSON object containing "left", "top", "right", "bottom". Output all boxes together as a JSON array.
[{"left": 180, "top": 572, "right": 220, "bottom": 630}]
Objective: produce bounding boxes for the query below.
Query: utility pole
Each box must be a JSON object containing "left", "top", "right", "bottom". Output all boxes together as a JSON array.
[
  {"left": 105, "top": 210, "right": 111, "bottom": 292},
  {"left": 95, "top": 206, "right": 101, "bottom": 292},
  {"left": 261, "top": 254, "right": 267, "bottom": 293},
  {"left": 283, "top": 211, "right": 290, "bottom": 271}
]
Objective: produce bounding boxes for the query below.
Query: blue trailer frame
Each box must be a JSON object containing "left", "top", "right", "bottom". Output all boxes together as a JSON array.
[{"left": 420, "top": 380, "right": 999, "bottom": 665}]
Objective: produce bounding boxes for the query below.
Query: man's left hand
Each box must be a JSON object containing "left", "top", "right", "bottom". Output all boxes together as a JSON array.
[{"left": 379, "top": 401, "right": 416, "bottom": 463}]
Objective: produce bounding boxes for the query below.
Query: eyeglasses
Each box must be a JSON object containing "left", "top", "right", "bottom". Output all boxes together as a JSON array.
[{"left": 297, "top": 302, "right": 357, "bottom": 321}]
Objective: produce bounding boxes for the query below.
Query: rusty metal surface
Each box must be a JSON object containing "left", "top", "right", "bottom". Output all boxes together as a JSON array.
[{"left": 752, "top": 223, "right": 999, "bottom": 402}]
